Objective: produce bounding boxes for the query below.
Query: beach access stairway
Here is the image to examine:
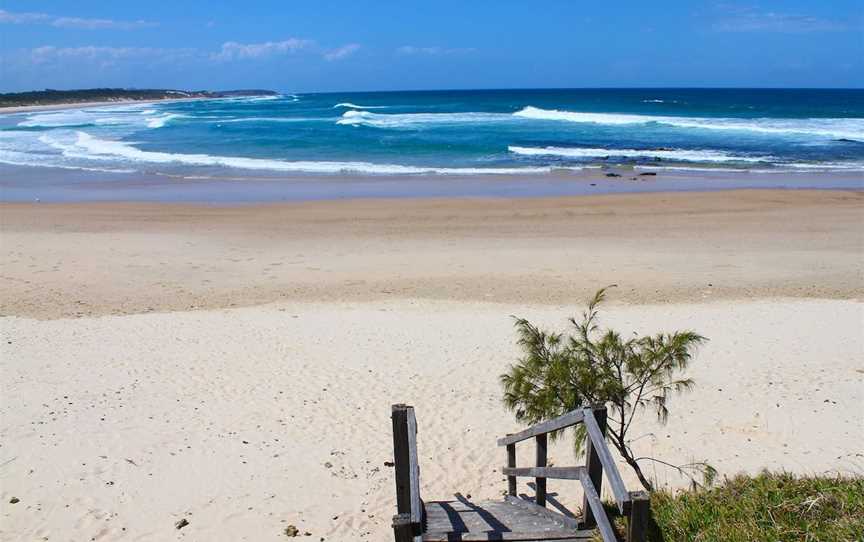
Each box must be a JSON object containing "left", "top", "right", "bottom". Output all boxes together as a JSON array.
[{"left": 390, "top": 404, "right": 650, "bottom": 542}]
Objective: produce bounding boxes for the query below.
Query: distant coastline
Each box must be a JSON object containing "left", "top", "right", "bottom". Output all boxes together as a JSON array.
[{"left": 0, "top": 88, "right": 278, "bottom": 109}]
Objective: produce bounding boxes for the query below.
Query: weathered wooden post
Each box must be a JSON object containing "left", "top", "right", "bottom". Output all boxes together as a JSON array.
[
  {"left": 535, "top": 433, "right": 548, "bottom": 507},
  {"left": 392, "top": 404, "right": 412, "bottom": 515},
  {"left": 581, "top": 405, "right": 607, "bottom": 529},
  {"left": 627, "top": 490, "right": 650, "bottom": 542},
  {"left": 391, "top": 404, "right": 422, "bottom": 542},
  {"left": 506, "top": 434, "right": 517, "bottom": 497}
]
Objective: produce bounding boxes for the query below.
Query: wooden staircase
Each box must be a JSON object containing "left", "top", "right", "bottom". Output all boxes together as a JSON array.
[{"left": 390, "top": 404, "right": 649, "bottom": 542}]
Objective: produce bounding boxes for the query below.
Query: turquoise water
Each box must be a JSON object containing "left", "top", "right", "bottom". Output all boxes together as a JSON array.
[{"left": 1, "top": 89, "right": 863, "bottom": 177}]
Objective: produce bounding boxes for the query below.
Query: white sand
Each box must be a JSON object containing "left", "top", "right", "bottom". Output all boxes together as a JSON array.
[{"left": 2, "top": 298, "right": 862, "bottom": 541}]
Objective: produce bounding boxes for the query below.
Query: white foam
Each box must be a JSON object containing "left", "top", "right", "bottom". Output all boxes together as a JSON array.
[
  {"left": 337, "top": 110, "right": 511, "bottom": 128},
  {"left": 0, "top": 147, "right": 135, "bottom": 173},
  {"left": 44, "top": 131, "right": 560, "bottom": 175},
  {"left": 508, "top": 145, "right": 774, "bottom": 163},
  {"left": 145, "top": 113, "right": 185, "bottom": 129},
  {"left": 244, "top": 95, "right": 280, "bottom": 102},
  {"left": 217, "top": 117, "right": 325, "bottom": 124},
  {"left": 18, "top": 110, "right": 131, "bottom": 128},
  {"left": 333, "top": 103, "right": 390, "bottom": 109},
  {"left": 513, "top": 106, "right": 864, "bottom": 140}
]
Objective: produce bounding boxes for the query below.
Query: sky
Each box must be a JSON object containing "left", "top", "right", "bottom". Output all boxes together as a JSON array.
[{"left": 1, "top": 1, "right": 862, "bottom": 92}]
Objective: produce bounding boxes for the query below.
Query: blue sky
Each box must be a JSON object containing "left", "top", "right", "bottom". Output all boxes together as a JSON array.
[{"left": 1, "top": 1, "right": 862, "bottom": 92}]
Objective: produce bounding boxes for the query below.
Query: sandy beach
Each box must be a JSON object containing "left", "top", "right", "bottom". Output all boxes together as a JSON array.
[{"left": 1, "top": 189, "right": 863, "bottom": 541}]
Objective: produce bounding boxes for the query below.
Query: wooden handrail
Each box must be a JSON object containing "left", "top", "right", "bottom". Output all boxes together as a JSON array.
[
  {"left": 579, "top": 468, "right": 618, "bottom": 542},
  {"left": 498, "top": 405, "right": 648, "bottom": 542},
  {"left": 583, "top": 408, "right": 630, "bottom": 513},
  {"left": 496, "top": 409, "right": 585, "bottom": 446}
]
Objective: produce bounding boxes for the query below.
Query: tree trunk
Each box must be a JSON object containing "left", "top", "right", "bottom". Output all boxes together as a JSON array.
[
  {"left": 611, "top": 437, "right": 654, "bottom": 492},
  {"left": 623, "top": 453, "right": 654, "bottom": 492}
]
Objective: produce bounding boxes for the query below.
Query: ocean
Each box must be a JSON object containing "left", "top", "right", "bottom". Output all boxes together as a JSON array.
[{"left": 2, "top": 88, "right": 863, "bottom": 177}]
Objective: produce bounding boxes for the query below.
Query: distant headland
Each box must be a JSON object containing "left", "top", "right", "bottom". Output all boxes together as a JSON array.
[{"left": 0, "top": 88, "right": 278, "bottom": 108}]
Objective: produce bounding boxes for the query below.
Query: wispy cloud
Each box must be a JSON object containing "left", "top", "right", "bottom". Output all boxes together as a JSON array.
[
  {"left": 0, "top": 9, "right": 156, "bottom": 30},
  {"left": 212, "top": 39, "right": 313, "bottom": 61},
  {"left": 396, "top": 46, "right": 476, "bottom": 56},
  {"left": 711, "top": 4, "right": 847, "bottom": 33},
  {"left": 324, "top": 43, "right": 360, "bottom": 61},
  {"left": 52, "top": 17, "right": 157, "bottom": 30},
  {"left": 26, "top": 46, "right": 196, "bottom": 69},
  {"left": 0, "top": 9, "right": 49, "bottom": 24}
]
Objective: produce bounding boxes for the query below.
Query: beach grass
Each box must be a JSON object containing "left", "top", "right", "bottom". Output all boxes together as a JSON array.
[{"left": 599, "top": 471, "right": 864, "bottom": 541}]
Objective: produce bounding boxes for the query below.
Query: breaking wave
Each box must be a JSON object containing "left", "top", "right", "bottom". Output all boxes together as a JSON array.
[
  {"left": 509, "top": 145, "right": 863, "bottom": 171},
  {"left": 508, "top": 145, "right": 775, "bottom": 163},
  {"left": 333, "top": 103, "right": 390, "bottom": 109},
  {"left": 513, "top": 106, "right": 864, "bottom": 140},
  {"left": 337, "top": 110, "right": 511, "bottom": 128},
  {"left": 39, "top": 131, "right": 558, "bottom": 175}
]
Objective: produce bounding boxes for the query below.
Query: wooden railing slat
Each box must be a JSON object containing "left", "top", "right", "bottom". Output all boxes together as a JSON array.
[
  {"left": 406, "top": 408, "right": 422, "bottom": 524},
  {"left": 579, "top": 469, "right": 618, "bottom": 542},
  {"left": 581, "top": 406, "right": 605, "bottom": 528},
  {"left": 497, "top": 410, "right": 585, "bottom": 446},
  {"left": 506, "top": 441, "right": 517, "bottom": 496},
  {"left": 534, "top": 434, "right": 547, "bottom": 507},
  {"left": 583, "top": 408, "right": 629, "bottom": 513}
]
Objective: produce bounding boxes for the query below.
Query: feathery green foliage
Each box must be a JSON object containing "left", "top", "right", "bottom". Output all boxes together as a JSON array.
[{"left": 501, "top": 286, "right": 708, "bottom": 491}]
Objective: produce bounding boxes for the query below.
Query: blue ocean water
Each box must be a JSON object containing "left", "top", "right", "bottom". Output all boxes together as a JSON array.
[{"left": 1, "top": 89, "right": 863, "bottom": 177}]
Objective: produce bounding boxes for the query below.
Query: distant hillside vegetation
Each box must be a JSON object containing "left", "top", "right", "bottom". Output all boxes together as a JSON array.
[{"left": 0, "top": 88, "right": 278, "bottom": 108}]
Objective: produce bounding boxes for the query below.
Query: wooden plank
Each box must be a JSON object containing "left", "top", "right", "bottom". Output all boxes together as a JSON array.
[
  {"left": 535, "top": 434, "right": 548, "bottom": 507},
  {"left": 581, "top": 406, "right": 605, "bottom": 528},
  {"left": 582, "top": 407, "right": 629, "bottom": 513},
  {"left": 497, "top": 410, "right": 585, "bottom": 446},
  {"left": 579, "top": 469, "right": 618, "bottom": 542},
  {"left": 423, "top": 530, "right": 593, "bottom": 541},
  {"left": 506, "top": 441, "right": 517, "bottom": 496},
  {"left": 392, "top": 404, "right": 423, "bottom": 529},
  {"left": 627, "top": 491, "right": 650, "bottom": 542},
  {"left": 392, "top": 405, "right": 412, "bottom": 515},
  {"left": 423, "top": 499, "right": 592, "bottom": 541},
  {"left": 406, "top": 407, "right": 422, "bottom": 525},
  {"left": 502, "top": 466, "right": 585, "bottom": 480},
  {"left": 504, "top": 495, "right": 580, "bottom": 530}
]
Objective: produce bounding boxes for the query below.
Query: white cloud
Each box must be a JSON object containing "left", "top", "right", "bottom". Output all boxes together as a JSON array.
[
  {"left": 27, "top": 46, "right": 194, "bottom": 67},
  {"left": 712, "top": 4, "right": 847, "bottom": 33},
  {"left": 0, "top": 9, "right": 49, "bottom": 23},
  {"left": 396, "top": 46, "right": 476, "bottom": 56},
  {"left": 51, "top": 17, "right": 157, "bottom": 30},
  {"left": 0, "top": 9, "right": 156, "bottom": 30},
  {"left": 212, "top": 39, "right": 313, "bottom": 61},
  {"left": 324, "top": 43, "right": 360, "bottom": 61}
]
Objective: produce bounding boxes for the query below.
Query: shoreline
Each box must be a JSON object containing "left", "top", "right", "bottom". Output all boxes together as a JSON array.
[
  {"left": 2, "top": 188, "right": 861, "bottom": 319},
  {"left": 2, "top": 164, "right": 862, "bottom": 203},
  {"left": 0, "top": 96, "right": 214, "bottom": 114}
]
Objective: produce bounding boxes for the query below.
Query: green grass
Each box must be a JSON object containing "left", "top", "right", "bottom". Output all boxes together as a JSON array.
[{"left": 600, "top": 472, "right": 864, "bottom": 541}]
